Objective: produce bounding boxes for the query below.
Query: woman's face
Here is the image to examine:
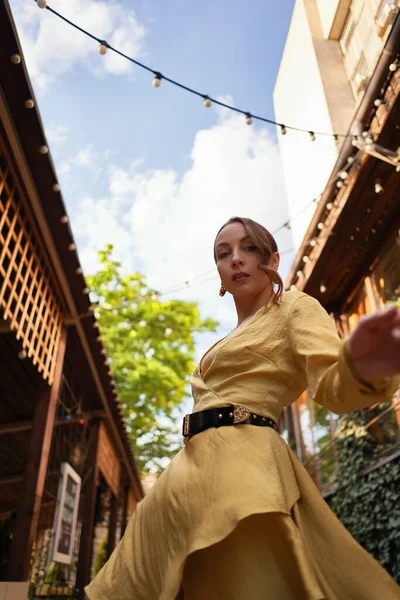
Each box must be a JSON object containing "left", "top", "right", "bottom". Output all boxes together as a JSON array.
[{"left": 215, "top": 222, "right": 279, "bottom": 299}]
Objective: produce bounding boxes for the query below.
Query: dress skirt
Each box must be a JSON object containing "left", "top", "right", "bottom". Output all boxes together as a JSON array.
[{"left": 85, "top": 425, "right": 400, "bottom": 600}]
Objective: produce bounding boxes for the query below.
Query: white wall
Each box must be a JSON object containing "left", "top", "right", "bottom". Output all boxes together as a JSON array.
[
  {"left": 273, "top": 0, "right": 340, "bottom": 249},
  {"left": 316, "top": 0, "right": 341, "bottom": 38}
]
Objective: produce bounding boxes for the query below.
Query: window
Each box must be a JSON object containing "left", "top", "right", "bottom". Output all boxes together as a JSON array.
[
  {"left": 375, "top": 0, "right": 399, "bottom": 37},
  {"left": 340, "top": 12, "right": 356, "bottom": 54},
  {"left": 372, "top": 229, "right": 400, "bottom": 305},
  {"left": 376, "top": 0, "right": 398, "bottom": 27},
  {"left": 353, "top": 54, "right": 370, "bottom": 92}
]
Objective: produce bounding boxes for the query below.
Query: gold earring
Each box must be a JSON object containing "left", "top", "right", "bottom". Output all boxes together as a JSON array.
[{"left": 219, "top": 284, "right": 226, "bottom": 297}]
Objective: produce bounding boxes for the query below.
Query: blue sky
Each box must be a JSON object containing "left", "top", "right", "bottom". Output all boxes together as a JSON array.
[{"left": 10, "top": 0, "right": 296, "bottom": 364}]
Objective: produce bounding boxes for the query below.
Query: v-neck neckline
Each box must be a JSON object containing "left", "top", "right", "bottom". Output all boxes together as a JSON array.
[{"left": 198, "top": 303, "right": 269, "bottom": 376}]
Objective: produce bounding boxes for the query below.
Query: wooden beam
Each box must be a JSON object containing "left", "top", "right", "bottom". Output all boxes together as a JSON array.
[
  {"left": 75, "top": 420, "right": 100, "bottom": 599},
  {"left": 0, "top": 420, "right": 32, "bottom": 435},
  {"left": 120, "top": 483, "right": 129, "bottom": 540},
  {"left": 0, "top": 322, "right": 11, "bottom": 334},
  {"left": 0, "top": 469, "right": 59, "bottom": 487},
  {"left": 106, "top": 493, "right": 118, "bottom": 559},
  {"left": 0, "top": 410, "right": 106, "bottom": 436},
  {"left": 7, "top": 327, "right": 67, "bottom": 581}
]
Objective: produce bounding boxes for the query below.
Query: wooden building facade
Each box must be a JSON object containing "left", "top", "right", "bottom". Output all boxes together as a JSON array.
[
  {"left": 283, "top": 12, "right": 400, "bottom": 495},
  {"left": 0, "top": 3, "right": 143, "bottom": 598}
]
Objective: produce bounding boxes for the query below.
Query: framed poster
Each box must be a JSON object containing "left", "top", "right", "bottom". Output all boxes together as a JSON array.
[{"left": 50, "top": 462, "right": 81, "bottom": 564}]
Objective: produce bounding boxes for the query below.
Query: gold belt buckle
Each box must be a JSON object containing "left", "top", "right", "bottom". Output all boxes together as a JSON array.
[
  {"left": 183, "top": 414, "right": 190, "bottom": 436},
  {"left": 233, "top": 404, "right": 251, "bottom": 424}
]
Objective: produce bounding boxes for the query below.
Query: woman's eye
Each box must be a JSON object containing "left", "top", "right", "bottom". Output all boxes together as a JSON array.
[
  {"left": 219, "top": 252, "right": 229, "bottom": 259},
  {"left": 245, "top": 245, "right": 257, "bottom": 251}
]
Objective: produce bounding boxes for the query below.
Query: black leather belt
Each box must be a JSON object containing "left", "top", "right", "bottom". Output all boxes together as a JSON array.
[{"left": 182, "top": 403, "right": 277, "bottom": 439}]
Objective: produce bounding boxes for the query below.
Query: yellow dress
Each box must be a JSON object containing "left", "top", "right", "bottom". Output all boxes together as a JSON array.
[{"left": 86, "top": 290, "right": 400, "bottom": 599}]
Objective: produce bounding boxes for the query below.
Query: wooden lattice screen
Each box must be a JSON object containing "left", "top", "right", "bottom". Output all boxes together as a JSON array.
[{"left": 0, "top": 147, "right": 63, "bottom": 384}]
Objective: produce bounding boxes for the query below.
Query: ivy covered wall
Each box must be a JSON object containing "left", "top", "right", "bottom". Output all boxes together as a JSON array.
[{"left": 327, "top": 412, "right": 400, "bottom": 582}]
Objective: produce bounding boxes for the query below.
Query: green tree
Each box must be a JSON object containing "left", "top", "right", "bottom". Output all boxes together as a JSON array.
[{"left": 86, "top": 246, "right": 217, "bottom": 473}]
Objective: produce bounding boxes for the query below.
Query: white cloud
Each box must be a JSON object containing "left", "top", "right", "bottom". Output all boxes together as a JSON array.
[
  {"left": 68, "top": 108, "right": 293, "bottom": 353},
  {"left": 9, "top": 0, "right": 146, "bottom": 90},
  {"left": 57, "top": 144, "right": 103, "bottom": 183},
  {"left": 45, "top": 123, "right": 69, "bottom": 143}
]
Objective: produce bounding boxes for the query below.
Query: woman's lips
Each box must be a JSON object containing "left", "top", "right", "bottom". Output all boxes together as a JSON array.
[{"left": 232, "top": 272, "right": 250, "bottom": 282}]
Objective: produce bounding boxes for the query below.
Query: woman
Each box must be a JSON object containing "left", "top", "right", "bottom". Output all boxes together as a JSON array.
[{"left": 86, "top": 217, "right": 400, "bottom": 599}]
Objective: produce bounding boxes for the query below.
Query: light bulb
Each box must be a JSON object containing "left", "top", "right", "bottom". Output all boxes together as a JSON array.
[
  {"left": 296, "top": 270, "right": 303, "bottom": 278},
  {"left": 203, "top": 96, "right": 212, "bottom": 108},
  {"left": 37, "top": 0, "right": 46, "bottom": 8},
  {"left": 246, "top": 114, "right": 253, "bottom": 126},
  {"left": 302, "top": 256, "right": 310, "bottom": 263},
  {"left": 76, "top": 267, "right": 83, "bottom": 274},
  {"left": 39, "top": 145, "right": 48, "bottom": 154},
  {"left": 365, "top": 136, "right": 373, "bottom": 145},
  {"left": 337, "top": 181, "right": 343, "bottom": 188},
  {"left": 68, "top": 243, "right": 76, "bottom": 251},
  {"left": 11, "top": 54, "right": 21, "bottom": 64},
  {"left": 280, "top": 125, "right": 287, "bottom": 136},
  {"left": 25, "top": 99, "right": 35, "bottom": 109},
  {"left": 317, "top": 223, "right": 324, "bottom": 230},
  {"left": 326, "top": 202, "right": 333, "bottom": 210},
  {"left": 18, "top": 349, "right": 27, "bottom": 360},
  {"left": 53, "top": 183, "right": 61, "bottom": 192},
  {"left": 309, "top": 239, "right": 317, "bottom": 247},
  {"left": 83, "top": 287, "right": 89, "bottom": 294},
  {"left": 320, "top": 283, "right": 327, "bottom": 294},
  {"left": 60, "top": 215, "right": 68, "bottom": 223},
  {"left": 99, "top": 43, "right": 108, "bottom": 55},
  {"left": 153, "top": 73, "right": 161, "bottom": 88},
  {"left": 374, "top": 99, "right": 383, "bottom": 107},
  {"left": 309, "top": 131, "right": 316, "bottom": 142},
  {"left": 375, "top": 182, "right": 384, "bottom": 194},
  {"left": 340, "top": 171, "right": 349, "bottom": 179},
  {"left": 389, "top": 63, "right": 397, "bottom": 72}
]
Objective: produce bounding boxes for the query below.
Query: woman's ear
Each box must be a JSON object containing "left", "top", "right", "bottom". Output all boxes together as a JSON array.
[{"left": 270, "top": 252, "right": 280, "bottom": 271}]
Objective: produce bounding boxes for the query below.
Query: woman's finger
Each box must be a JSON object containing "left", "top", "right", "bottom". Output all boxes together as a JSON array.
[{"left": 360, "top": 306, "right": 399, "bottom": 329}]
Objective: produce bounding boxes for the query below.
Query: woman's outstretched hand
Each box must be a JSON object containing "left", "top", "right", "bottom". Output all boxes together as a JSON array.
[{"left": 347, "top": 305, "right": 400, "bottom": 382}]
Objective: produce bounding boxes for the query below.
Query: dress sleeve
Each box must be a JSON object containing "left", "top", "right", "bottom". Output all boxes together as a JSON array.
[{"left": 288, "top": 294, "right": 399, "bottom": 414}]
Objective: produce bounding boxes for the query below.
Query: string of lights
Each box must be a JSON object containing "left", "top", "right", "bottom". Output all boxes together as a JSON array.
[
  {"left": 34, "top": 0, "right": 361, "bottom": 141},
  {"left": 22, "top": 2, "right": 396, "bottom": 320},
  {"left": 158, "top": 237, "right": 332, "bottom": 297}
]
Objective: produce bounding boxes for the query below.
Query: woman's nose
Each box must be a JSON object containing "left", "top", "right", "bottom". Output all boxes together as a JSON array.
[{"left": 231, "top": 251, "right": 244, "bottom": 265}]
